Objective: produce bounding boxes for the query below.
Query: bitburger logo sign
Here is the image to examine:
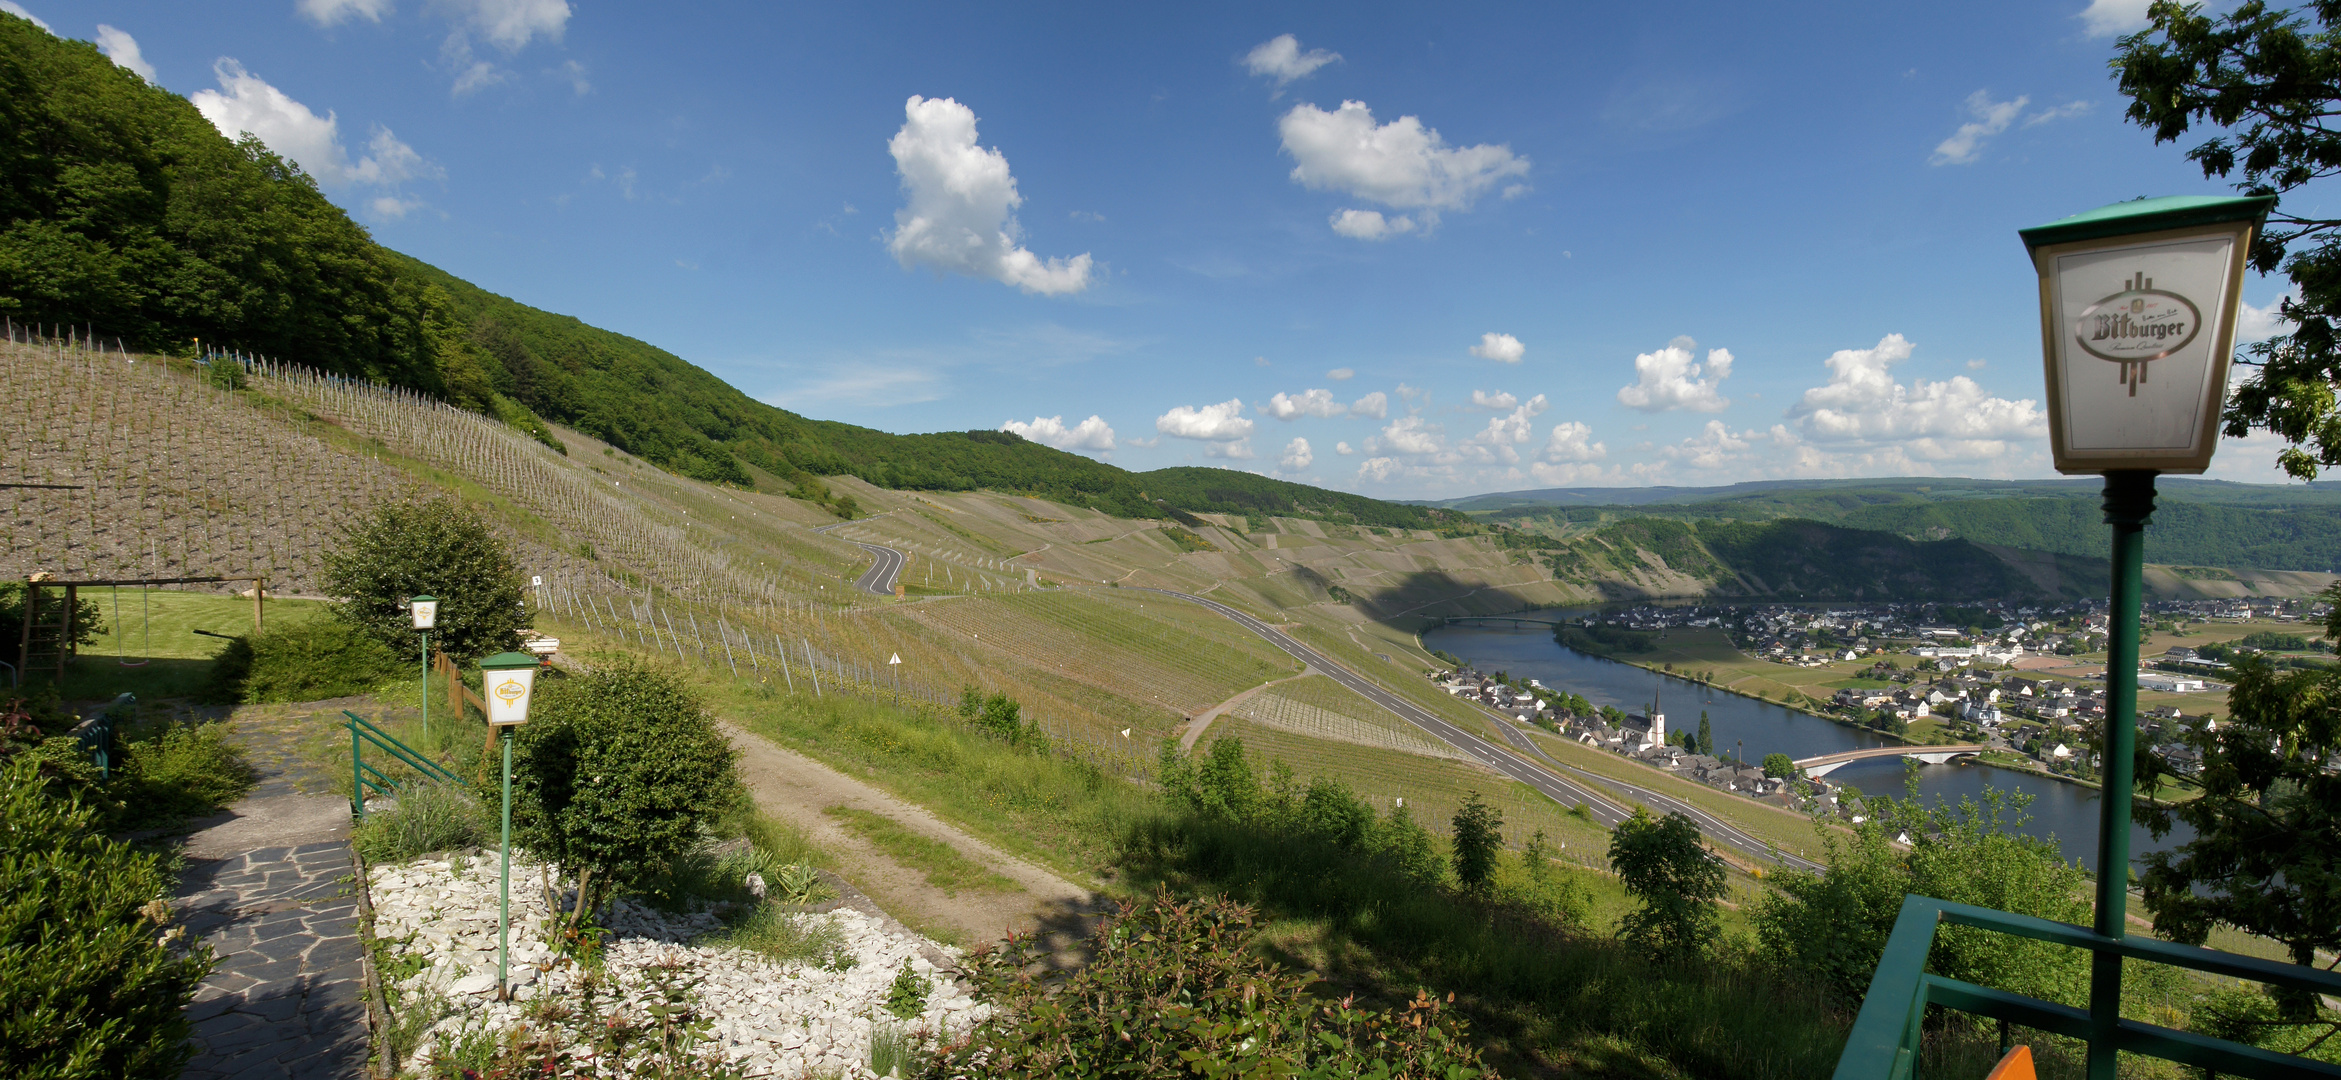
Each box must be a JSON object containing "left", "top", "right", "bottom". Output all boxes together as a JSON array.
[{"left": 2074, "top": 272, "right": 2202, "bottom": 395}]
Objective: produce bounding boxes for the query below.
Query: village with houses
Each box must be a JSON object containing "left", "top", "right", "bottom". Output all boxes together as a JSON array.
[{"left": 1426, "top": 592, "right": 2334, "bottom": 813}]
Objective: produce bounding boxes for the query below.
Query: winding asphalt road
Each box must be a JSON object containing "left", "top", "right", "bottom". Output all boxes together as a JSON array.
[
  {"left": 814, "top": 524, "right": 907, "bottom": 596},
  {"left": 1144, "top": 587, "right": 1823, "bottom": 873}
]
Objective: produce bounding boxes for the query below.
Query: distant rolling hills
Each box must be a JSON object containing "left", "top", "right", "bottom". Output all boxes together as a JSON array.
[{"left": 1425, "top": 477, "right": 2341, "bottom": 574}]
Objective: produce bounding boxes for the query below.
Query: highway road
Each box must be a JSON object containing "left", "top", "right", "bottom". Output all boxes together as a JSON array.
[
  {"left": 814, "top": 524, "right": 907, "bottom": 596},
  {"left": 1147, "top": 587, "right": 1823, "bottom": 873}
]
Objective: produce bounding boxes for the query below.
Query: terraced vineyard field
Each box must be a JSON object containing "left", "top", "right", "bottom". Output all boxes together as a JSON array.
[
  {"left": 1235, "top": 679, "right": 1467, "bottom": 762},
  {"left": 3, "top": 337, "right": 420, "bottom": 590},
  {"left": 908, "top": 593, "right": 1299, "bottom": 720}
]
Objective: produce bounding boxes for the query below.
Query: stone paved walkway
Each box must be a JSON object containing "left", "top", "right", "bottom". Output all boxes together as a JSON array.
[{"left": 173, "top": 700, "right": 374, "bottom": 1080}]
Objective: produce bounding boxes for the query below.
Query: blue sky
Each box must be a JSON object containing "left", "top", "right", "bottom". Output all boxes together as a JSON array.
[{"left": 11, "top": 0, "right": 2311, "bottom": 496}]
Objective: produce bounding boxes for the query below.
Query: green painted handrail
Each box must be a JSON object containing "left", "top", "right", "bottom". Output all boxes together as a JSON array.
[
  {"left": 345, "top": 710, "right": 466, "bottom": 819},
  {"left": 1833, "top": 895, "right": 2341, "bottom": 1080}
]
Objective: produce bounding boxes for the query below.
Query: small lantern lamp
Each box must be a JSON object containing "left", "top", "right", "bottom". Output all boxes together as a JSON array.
[
  {"left": 2018, "top": 194, "right": 2274, "bottom": 474},
  {"left": 478, "top": 650, "right": 542, "bottom": 1001},
  {"left": 410, "top": 595, "right": 439, "bottom": 630}
]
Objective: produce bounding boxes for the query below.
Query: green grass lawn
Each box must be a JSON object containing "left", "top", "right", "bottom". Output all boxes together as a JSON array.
[{"left": 29, "top": 589, "right": 329, "bottom": 702}]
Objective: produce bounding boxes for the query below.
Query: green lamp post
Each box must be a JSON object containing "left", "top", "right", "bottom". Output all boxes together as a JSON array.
[
  {"left": 410, "top": 596, "right": 438, "bottom": 741},
  {"left": 2018, "top": 193, "right": 2272, "bottom": 1080},
  {"left": 478, "top": 650, "right": 541, "bottom": 1001}
]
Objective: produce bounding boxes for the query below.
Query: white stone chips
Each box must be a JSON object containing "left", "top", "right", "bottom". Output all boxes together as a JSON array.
[{"left": 367, "top": 851, "right": 987, "bottom": 1078}]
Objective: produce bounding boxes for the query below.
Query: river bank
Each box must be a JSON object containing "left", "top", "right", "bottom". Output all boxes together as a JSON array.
[{"left": 1420, "top": 618, "right": 2193, "bottom": 872}]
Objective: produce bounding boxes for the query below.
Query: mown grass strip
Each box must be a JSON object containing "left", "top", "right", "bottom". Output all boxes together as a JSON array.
[{"left": 823, "top": 804, "right": 1019, "bottom": 896}]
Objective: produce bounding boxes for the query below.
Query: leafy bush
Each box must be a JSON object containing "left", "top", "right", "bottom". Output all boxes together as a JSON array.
[
  {"left": 0, "top": 754, "right": 212, "bottom": 1078},
  {"left": 1754, "top": 773, "right": 2088, "bottom": 1006},
  {"left": 925, "top": 890, "right": 1491, "bottom": 1079},
  {"left": 352, "top": 782, "right": 489, "bottom": 863},
  {"left": 954, "top": 687, "right": 1035, "bottom": 745},
  {"left": 203, "top": 616, "right": 405, "bottom": 704},
  {"left": 319, "top": 497, "right": 530, "bottom": 662},
  {"left": 114, "top": 719, "right": 259, "bottom": 828},
  {"left": 0, "top": 581, "right": 104, "bottom": 651},
  {"left": 1609, "top": 808, "right": 1728, "bottom": 963},
  {"left": 883, "top": 963, "right": 932, "bottom": 1019},
  {"left": 512, "top": 659, "right": 739, "bottom": 922}
]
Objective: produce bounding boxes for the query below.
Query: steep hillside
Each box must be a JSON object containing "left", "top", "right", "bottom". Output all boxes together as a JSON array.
[
  {"left": 1469, "top": 477, "right": 2341, "bottom": 573},
  {"left": 0, "top": 15, "right": 1442, "bottom": 529},
  {"left": 1535, "top": 517, "right": 2075, "bottom": 602}
]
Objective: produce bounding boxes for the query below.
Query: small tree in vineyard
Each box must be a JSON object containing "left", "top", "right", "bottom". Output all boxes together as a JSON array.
[
  {"left": 1449, "top": 790, "right": 1504, "bottom": 893},
  {"left": 320, "top": 497, "right": 528, "bottom": 661}
]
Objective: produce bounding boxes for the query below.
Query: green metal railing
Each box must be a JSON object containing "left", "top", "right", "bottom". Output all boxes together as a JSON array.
[
  {"left": 1833, "top": 895, "right": 2341, "bottom": 1079},
  {"left": 346, "top": 709, "right": 465, "bottom": 819}
]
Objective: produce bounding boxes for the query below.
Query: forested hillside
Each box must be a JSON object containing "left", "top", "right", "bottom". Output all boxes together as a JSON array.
[
  {"left": 1481, "top": 479, "right": 2341, "bottom": 572},
  {"left": 1535, "top": 516, "right": 2080, "bottom": 601},
  {"left": 0, "top": 15, "right": 1444, "bottom": 529}
]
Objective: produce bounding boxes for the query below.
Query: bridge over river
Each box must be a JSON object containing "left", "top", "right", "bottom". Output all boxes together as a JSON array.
[
  {"left": 1441, "top": 615, "right": 1563, "bottom": 629},
  {"left": 1794, "top": 744, "right": 1989, "bottom": 778}
]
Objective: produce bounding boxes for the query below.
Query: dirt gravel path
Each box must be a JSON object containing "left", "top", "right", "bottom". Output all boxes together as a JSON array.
[{"left": 718, "top": 721, "right": 1106, "bottom": 955}]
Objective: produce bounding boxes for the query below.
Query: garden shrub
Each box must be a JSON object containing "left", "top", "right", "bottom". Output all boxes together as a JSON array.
[
  {"left": 114, "top": 719, "right": 259, "bottom": 828},
  {"left": 512, "top": 659, "right": 740, "bottom": 921},
  {"left": 0, "top": 754, "right": 212, "bottom": 1078},
  {"left": 204, "top": 617, "right": 405, "bottom": 704},
  {"left": 925, "top": 889, "right": 1490, "bottom": 1079},
  {"left": 352, "top": 781, "right": 489, "bottom": 863},
  {"left": 320, "top": 497, "right": 530, "bottom": 662}
]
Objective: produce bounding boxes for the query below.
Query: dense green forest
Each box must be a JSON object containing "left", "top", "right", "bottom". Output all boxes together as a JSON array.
[{"left": 0, "top": 16, "right": 1446, "bottom": 529}]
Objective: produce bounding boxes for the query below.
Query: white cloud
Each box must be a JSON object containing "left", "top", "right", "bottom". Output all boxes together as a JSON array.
[
  {"left": 1207, "top": 439, "right": 1256, "bottom": 460},
  {"left": 1335, "top": 441, "right": 1356, "bottom": 455},
  {"left": 1542, "top": 420, "right": 1606, "bottom": 463},
  {"left": 1465, "top": 394, "right": 1549, "bottom": 463},
  {"left": 1002, "top": 414, "right": 1116, "bottom": 452},
  {"left": 1328, "top": 208, "right": 1416, "bottom": 240},
  {"left": 2078, "top": 0, "right": 2153, "bottom": 37},
  {"left": 2023, "top": 101, "right": 2092, "bottom": 127},
  {"left": 1663, "top": 420, "right": 1796, "bottom": 471},
  {"left": 0, "top": 2, "right": 49, "bottom": 31},
  {"left": 297, "top": 0, "right": 392, "bottom": 27},
  {"left": 1261, "top": 388, "right": 1346, "bottom": 420},
  {"left": 1380, "top": 415, "right": 1445, "bottom": 455},
  {"left": 1326, "top": 367, "right": 1354, "bottom": 381},
  {"left": 1280, "top": 437, "right": 1314, "bottom": 470},
  {"left": 886, "top": 96, "right": 1093, "bottom": 296},
  {"left": 1348, "top": 391, "right": 1388, "bottom": 419},
  {"left": 1966, "top": 359, "right": 1989, "bottom": 370},
  {"left": 1470, "top": 332, "right": 1525, "bottom": 363},
  {"left": 1156, "top": 398, "right": 1255, "bottom": 442},
  {"left": 1243, "top": 34, "right": 1339, "bottom": 87},
  {"left": 1617, "top": 337, "right": 1733, "bottom": 412},
  {"left": 369, "top": 195, "right": 425, "bottom": 218},
  {"left": 443, "top": 0, "right": 571, "bottom": 52},
  {"left": 1931, "top": 90, "right": 2028, "bottom": 166},
  {"left": 1279, "top": 100, "right": 1529, "bottom": 232},
  {"left": 1469, "top": 389, "right": 1518, "bottom": 410},
  {"left": 191, "top": 60, "right": 440, "bottom": 196},
  {"left": 450, "top": 58, "right": 505, "bottom": 95},
  {"left": 1784, "top": 333, "right": 2046, "bottom": 461},
  {"left": 2237, "top": 292, "right": 2296, "bottom": 342},
  {"left": 94, "top": 25, "right": 155, "bottom": 81},
  {"left": 1358, "top": 456, "right": 1400, "bottom": 481},
  {"left": 558, "top": 58, "right": 590, "bottom": 95}
]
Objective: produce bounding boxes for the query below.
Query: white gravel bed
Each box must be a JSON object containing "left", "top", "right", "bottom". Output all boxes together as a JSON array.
[{"left": 368, "top": 851, "right": 988, "bottom": 1078}]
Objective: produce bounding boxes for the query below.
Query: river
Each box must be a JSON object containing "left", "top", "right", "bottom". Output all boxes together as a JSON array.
[{"left": 1421, "top": 616, "right": 2191, "bottom": 874}]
